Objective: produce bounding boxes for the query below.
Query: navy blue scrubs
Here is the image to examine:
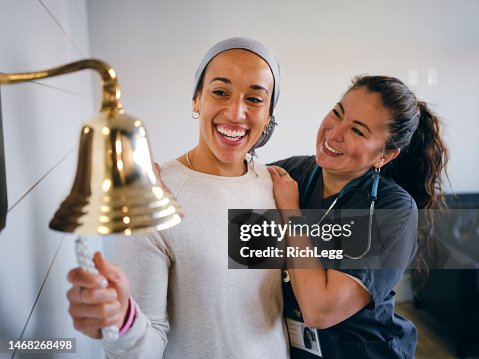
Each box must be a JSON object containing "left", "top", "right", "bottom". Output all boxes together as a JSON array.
[{"left": 273, "top": 156, "right": 418, "bottom": 359}]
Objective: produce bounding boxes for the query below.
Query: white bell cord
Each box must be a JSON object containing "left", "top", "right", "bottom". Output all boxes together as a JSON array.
[{"left": 75, "top": 237, "right": 119, "bottom": 342}]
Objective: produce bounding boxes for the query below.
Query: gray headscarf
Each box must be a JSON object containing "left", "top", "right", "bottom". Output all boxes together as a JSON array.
[{"left": 192, "top": 37, "right": 281, "bottom": 155}]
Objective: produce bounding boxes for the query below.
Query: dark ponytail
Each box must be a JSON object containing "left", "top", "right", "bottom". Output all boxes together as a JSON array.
[
  {"left": 383, "top": 101, "right": 449, "bottom": 207},
  {"left": 348, "top": 76, "right": 450, "bottom": 282}
]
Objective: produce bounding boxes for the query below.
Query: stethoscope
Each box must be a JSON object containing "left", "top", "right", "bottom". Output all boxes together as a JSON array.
[
  {"left": 282, "top": 165, "right": 380, "bottom": 283},
  {"left": 302, "top": 165, "right": 381, "bottom": 260}
]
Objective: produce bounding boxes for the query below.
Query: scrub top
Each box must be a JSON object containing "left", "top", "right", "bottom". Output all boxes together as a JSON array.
[{"left": 273, "top": 156, "right": 418, "bottom": 359}]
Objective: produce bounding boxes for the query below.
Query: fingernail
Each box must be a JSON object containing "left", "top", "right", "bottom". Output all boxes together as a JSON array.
[{"left": 99, "top": 277, "right": 108, "bottom": 288}]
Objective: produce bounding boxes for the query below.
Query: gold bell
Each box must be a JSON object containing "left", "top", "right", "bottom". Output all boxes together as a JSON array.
[
  {"left": 1, "top": 59, "right": 183, "bottom": 235},
  {"left": 49, "top": 111, "right": 182, "bottom": 235}
]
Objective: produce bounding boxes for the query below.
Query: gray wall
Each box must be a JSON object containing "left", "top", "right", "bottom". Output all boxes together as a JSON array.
[
  {"left": 87, "top": 0, "right": 479, "bottom": 193},
  {"left": 0, "top": 1, "right": 103, "bottom": 358}
]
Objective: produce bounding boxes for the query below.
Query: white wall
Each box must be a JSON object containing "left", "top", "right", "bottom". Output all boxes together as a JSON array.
[
  {"left": 0, "top": 1, "right": 103, "bottom": 358},
  {"left": 87, "top": 0, "right": 479, "bottom": 193}
]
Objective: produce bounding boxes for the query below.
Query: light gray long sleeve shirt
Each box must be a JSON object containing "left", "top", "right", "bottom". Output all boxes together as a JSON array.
[{"left": 102, "top": 160, "right": 289, "bottom": 358}]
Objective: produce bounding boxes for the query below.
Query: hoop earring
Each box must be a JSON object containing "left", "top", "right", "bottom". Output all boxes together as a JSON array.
[{"left": 191, "top": 110, "right": 200, "bottom": 119}]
